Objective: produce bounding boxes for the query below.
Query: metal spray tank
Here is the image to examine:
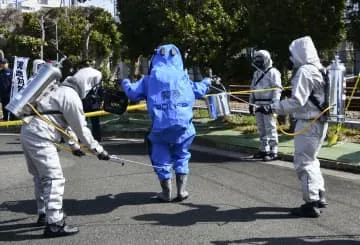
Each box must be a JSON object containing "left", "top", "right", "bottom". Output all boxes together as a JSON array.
[
  {"left": 6, "top": 62, "right": 62, "bottom": 118},
  {"left": 327, "top": 55, "right": 346, "bottom": 123}
]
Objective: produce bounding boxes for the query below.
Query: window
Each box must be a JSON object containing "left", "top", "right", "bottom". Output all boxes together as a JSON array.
[{"left": 38, "top": 0, "right": 48, "bottom": 4}]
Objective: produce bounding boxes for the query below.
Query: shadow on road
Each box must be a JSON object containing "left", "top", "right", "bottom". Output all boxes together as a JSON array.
[
  {"left": 0, "top": 217, "right": 44, "bottom": 242},
  {"left": 211, "top": 235, "right": 360, "bottom": 245},
  {"left": 134, "top": 203, "right": 293, "bottom": 226},
  {"left": 336, "top": 150, "right": 360, "bottom": 164},
  {"left": 0, "top": 192, "right": 159, "bottom": 217},
  {"left": 105, "top": 142, "right": 238, "bottom": 163},
  {"left": 105, "top": 142, "right": 148, "bottom": 156},
  {"left": 0, "top": 150, "right": 24, "bottom": 155},
  {"left": 0, "top": 192, "right": 160, "bottom": 241}
]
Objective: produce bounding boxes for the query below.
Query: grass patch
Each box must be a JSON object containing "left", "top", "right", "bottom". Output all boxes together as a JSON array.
[
  {"left": 224, "top": 114, "right": 255, "bottom": 126},
  {"left": 234, "top": 125, "right": 258, "bottom": 134},
  {"left": 108, "top": 107, "right": 360, "bottom": 144},
  {"left": 327, "top": 124, "right": 360, "bottom": 143},
  {"left": 193, "top": 109, "right": 210, "bottom": 118},
  {"left": 224, "top": 114, "right": 258, "bottom": 134}
]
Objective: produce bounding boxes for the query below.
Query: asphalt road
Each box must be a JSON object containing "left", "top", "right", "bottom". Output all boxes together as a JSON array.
[{"left": 0, "top": 134, "right": 360, "bottom": 245}]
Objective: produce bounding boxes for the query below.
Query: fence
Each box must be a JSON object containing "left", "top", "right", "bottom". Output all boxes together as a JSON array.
[{"left": 227, "top": 78, "right": 360, "bottom": 111}]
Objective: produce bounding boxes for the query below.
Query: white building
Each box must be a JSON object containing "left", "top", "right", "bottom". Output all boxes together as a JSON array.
[
  {"left": 0, "top": 0, "right": 13, "bottom": 9},
  {"left": 17, "top": 0, "right": 62, "bottom": 12}
]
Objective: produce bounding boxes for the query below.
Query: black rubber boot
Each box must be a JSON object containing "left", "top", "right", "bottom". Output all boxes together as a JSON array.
[
  {"left": 156, "top": 179, "right": 172, "bottom": 202},
  {"left": 263, "top": 153, "right": 278, "bottom": 161},
  {"left": 43, "top": 219, "right": 79, "bottom": 238},
  {"left": 318, "top": 190, "right": 328, "bottom": 208},
  {"left": 174, "top": 174, "right": 189, "bottom": 202},
  {"left": 36, "top": 213, "right": 46, "bottom": 226},
  {"left": 253, "top": 151, "right": 268, "bottom": 159},
  {"left": 37, "top": 210, "right": 67, "bottom": 227},
  {"left": 290, "top": 202, "right": 321, "bottom": 218}
]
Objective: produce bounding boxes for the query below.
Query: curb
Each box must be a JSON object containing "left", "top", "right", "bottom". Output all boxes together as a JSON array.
[
  {"left": 102, "top": 129, "right": 148, "bottom": 139},
  {"left": 5, "top": 124, "right": 359, "bottom": 174},
  {"left": 101, "top": 130, "right": 360, "bottom": 174},
  {"left": 103, "top": 129, "right": 360, "bottom": 174},
  {"left": 193, "top": 137, "right": 360, "bottom": 174},
  {"left": 0, "top": 127, "right": 21, "bottom": 134}
]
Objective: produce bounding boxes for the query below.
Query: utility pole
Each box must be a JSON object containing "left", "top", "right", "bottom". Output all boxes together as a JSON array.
[
  {"left": 40, "top": 15, "right": 45, "bottom": 60},
  {"left": 114, "top": 0, "right": 117, "bottom": 18},
  {"left": 55, "top": 20, "right": 59, "bottom": 62}
]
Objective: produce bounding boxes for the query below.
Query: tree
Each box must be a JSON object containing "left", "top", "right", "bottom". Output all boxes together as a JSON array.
[
  {"left": 162, "top": 1, "right": 237, "bottom": 66},
  {"left": 347, "top": 0, "right": 360, "bottom": 48},
  {"left": 246, "top": 0, "right": 346, "bottom": 72},
  {"left": 118, "top": 0, "right": 249, "bottom": 81},
  {"left": 0, "top": 10, "right": 40, "bottom": 61},
  {"left": 217, "top": 0, "right": 250, "bottom": 82},
  {"left": 118, "top": 0, "right": 168, "bottom": 60},
  {"left": 0, "top": 7, "right": 122, "bottom": 80},
  {"left": 3, "top": 12, "right": 44, "bottom": 61},
  {"left": 45, "top": 7, "right": 122, "bottom": 78}
]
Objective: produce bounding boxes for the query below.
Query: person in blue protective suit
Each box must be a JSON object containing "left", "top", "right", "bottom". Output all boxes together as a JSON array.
[{"left": 122, "top": 44, "right": 212, "bottom": 202}]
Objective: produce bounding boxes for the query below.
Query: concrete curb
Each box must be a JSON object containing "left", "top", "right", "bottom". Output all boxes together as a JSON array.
[
  {"left": 102, "top": 129, "right": 360, "bottom": 174},
  {"left": 5, "top": 123, "right": 359, "bottom": 174},
  {"left": 193, "top": 137, "right": 360, "bottom": 174},
  {"left": 0, "top": 127, "right": 21, "bottom": 134},
  {"left": 104, "top": 129, "right": 360, "bottom": 174},
  {"left": 103, "top": 129, "right": 148, "bottom": 139}
]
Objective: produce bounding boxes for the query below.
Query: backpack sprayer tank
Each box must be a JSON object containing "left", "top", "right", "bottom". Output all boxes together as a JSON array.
[
  {"left": 6, "top": 63, "right": 62, "bottom": 118},
  {"left": 327, "top": 56, "right": 346, "bottom": 123}
]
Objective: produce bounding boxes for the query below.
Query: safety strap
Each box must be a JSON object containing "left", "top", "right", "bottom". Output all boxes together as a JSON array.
[
  {"left": 309, "top": 92, "right": 324, "bottom": 112},
  {"left": 305, "top": 64, "right": 328, "bottom": 112},
  {"left": 254, "top": 67, "right": 273, "bottom": 86},
  {"left": 254, "top": 98, "right": 272, "bottom": 102},
  {"left": 27, "top": 110, "right": 62, "bottom": 116}
]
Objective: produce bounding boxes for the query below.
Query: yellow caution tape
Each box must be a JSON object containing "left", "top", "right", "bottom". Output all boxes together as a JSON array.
[
  {"left": 0, "top": 103, "right": 147, "bottom": 128},
  {"left": 205, "top": 86, "right": 292, "bottom": 97}
]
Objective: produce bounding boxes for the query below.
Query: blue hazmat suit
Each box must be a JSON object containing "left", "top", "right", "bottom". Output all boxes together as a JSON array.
[{"left": 122, "top": 44, "right": 211, "bottom": 180}]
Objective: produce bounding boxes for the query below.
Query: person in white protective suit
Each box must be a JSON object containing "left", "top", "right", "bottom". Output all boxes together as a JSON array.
[
  {"left": 20, "top": 66, "right": 110, "bottom": 237},
  {"left": 249, "top": 50, "right": 282, "bottom": 161},
  {"left": 256, "top": 36, "right": 328, "bottom": 218}
]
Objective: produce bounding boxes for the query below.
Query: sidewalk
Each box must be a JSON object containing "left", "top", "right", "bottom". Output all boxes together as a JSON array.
[
  {"left": 1, "top": 112, "right": 359, "bottom": 173},
  {"left": 194, "top": 129, "right": 360, "bottom": 173},
  {"left": 101, "top": 114, "right": 360, "bottom": 173}
]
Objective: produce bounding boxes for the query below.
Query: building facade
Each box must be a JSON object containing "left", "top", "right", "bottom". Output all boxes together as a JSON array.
[{"left": 16, "top": 0, "right": 62, "bottom": 12}]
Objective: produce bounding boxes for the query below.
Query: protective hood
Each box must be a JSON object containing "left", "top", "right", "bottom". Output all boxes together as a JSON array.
[
  {"left": 62, "top": 67, "right": 102, "bottom": 99},
  {"left": 150, "top": 44, "right": 184, "bottom": 71},
  {"left": 253, "top": 50, "right": 273, "bottom": 70},
  {"left": 289, "top": 36, "right": 322, "bottom": 69}
]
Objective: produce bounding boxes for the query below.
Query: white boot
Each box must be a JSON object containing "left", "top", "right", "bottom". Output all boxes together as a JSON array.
[
  {"left": 174, "top": 174, "right": 189, "bottom": 202},
  {"left": 156, "top": 179, "right": 171, "bottom": 202}
]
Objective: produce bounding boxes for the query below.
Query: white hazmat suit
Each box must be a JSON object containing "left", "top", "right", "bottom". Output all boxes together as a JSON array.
[
  {"left": 250, "top": 50, "right": 282, "bottom": 159},
  {"left": 20, "top": 67, "right": 107, "bottom": 226},
  {"left": 268, "top": 36, "right": 328, "bottom": 217}
]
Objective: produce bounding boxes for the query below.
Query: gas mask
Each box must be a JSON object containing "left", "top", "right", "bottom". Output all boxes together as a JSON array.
[{"left": 252, "top": 55, "right": 265, "bottom": 71}]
